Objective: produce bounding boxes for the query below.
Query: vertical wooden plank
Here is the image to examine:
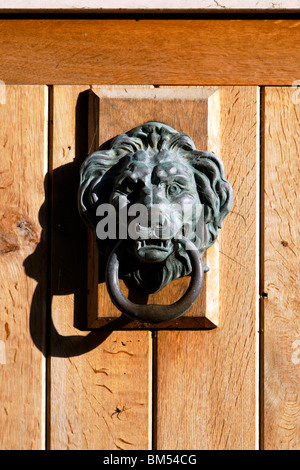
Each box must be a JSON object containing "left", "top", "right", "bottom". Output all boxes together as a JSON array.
[
  {"left": 263, "top": 87, "right": 300, "bottom": 449},
  {"left": 49, "top": 86, "right": 152, "bottom": 450},
  {"left": 0, "top": 86, "right": 48, "bottom": 449},
  {"left": 156, "top": 87, "right": 259, "bottom": 449}
]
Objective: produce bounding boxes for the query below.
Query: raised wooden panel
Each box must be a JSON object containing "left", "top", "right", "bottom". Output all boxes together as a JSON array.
[
  {"left": 0, "top": 86, "right": 48, "bottom": 449},
  {"left": 86, "top": 86, "right": 222, "bottom": 329},
  {"left": 1, "top": 20, "right": 300, "bottom": 86},
  {"left": 49, "top": 85, "right": 152, "bottom": 450},
  {"left": 155, "top": 87, "right": 259, "bottom": 449},
  {"left": 262, "top": 87, "right": 300, "bottom": 449}
]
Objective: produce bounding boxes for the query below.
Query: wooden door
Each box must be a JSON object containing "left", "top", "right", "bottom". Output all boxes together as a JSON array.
[
  {"left": 47, "top": 84, "right": 258, "bottom": 451},
  {"left": 0, "top": 19, "right": 300, "bottom": 451}
]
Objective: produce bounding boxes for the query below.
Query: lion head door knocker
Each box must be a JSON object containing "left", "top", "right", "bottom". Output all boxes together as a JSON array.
[{"left": 78, "top": 122, "right": 233, "bottom": 324}]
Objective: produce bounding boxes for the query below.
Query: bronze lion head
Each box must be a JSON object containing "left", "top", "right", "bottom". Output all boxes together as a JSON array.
[{"left": 79, "top": 122, "right": 233, "bottom": 301}]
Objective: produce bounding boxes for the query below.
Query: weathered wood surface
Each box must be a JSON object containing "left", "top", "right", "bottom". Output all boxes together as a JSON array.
[
  {"left": 49, "top": 85, "right": 152, "bottom": 449},
  {"left": 1, "top": 83, "right": 299, "bottom": 450},
  {"left": 1, "top": 20, "right": 300, "bottom": 85},
  {"left": 155, "top": 87, "right": 259, "bottom": 449},
  {"left": 86, "top": 86, "right": 221, "bottom": 329},
  {"left": 262, "top": 87, "right": 300, "bottom": 449},
  {"left": 0, "top": 86, "right": 48, "bottom": 449}
]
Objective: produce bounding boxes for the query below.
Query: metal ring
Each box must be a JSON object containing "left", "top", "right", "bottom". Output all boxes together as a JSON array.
[{"left": 105, "top": 237, "right": 204, "bottom": 324}]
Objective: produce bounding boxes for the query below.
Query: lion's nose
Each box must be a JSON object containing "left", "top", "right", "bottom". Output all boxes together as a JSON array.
[
  {"left": 140, "top": 186, "right": 165, "bottom": 207},
  {"left": 138, "top": 187, "right": 171, "bottom": 237}
]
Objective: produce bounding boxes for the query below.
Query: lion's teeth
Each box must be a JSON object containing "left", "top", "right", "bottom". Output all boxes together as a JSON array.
[{"left": 137, "top": 239, "right": 169, "bottom": 249}]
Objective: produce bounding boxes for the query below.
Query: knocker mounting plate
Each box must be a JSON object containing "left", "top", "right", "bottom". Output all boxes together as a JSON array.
[{"left": 78, "top": 89, "right": 233, "bottom": 329}]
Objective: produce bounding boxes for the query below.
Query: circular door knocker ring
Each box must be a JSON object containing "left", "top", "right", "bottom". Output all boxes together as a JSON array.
[{"left": 105, "top": 237, "right": 204, "bottom": 324}]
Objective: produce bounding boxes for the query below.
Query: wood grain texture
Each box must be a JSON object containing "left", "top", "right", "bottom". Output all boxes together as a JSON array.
[
  {"left": 0, "top": 86, "right": 48, "bottom": 449},
  {"left": 262, "top": 87, "right": 300, "bottom": 449},
  {"left": 50, "top": 330, "right": 152, "bottom": 450},
  {"left": 155, "top": 87, "right": 259, "bottom": 449},
  {"left": 86, "top": 86, "right": 220, "bottom": 329},
  {"left": 1, "top": 20, "right": 300, "bottom": 85},
  {"left": 49, "top": 85, "right": 152, "bottom": 449}
]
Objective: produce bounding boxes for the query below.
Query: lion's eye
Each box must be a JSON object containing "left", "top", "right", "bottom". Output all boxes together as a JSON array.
[
  {"left": 119, "top": 180, "right": 136, "bottom": 195},
  {"left": 167, "top": 183, "right": 182, "bottom": 197},
  {"left": 123, "top": 185, "right": 133, "bottom": 194}
]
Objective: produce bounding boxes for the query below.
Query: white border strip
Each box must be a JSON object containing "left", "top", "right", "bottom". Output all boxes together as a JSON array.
[{"left": 1, "top": 0, "right": 300, "bottom": 10}]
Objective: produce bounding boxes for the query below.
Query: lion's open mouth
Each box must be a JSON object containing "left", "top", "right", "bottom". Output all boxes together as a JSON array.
[
  {"left": 136, "top": 239, "right": 171, "bottom": 251},
  {"left": 134, "top": 238, "right": 173, "bottom": 262}
]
